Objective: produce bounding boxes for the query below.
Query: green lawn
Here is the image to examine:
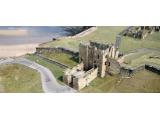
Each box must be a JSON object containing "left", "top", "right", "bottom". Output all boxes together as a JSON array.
[
  {"left": 40, "top": 26, "right": 125, "bottom": 51},
  {"left": 113, "top": 70, "right": 160, "bottom": 93},
  {"left": 0, "top": 64, "right": 43, "bottom": 93},
  {"left": 122, "top": 49, "right": 160, "bottom": 68},
  {"left": 41, "top": 26, "right": 160, "bottom": 53},
  {"left": 120, "top": 32, "right": 160, "bottom": 53},
  {"left": 81, "top": 75, "right": 118, "bottom": 93},
  {"left": 40, "top": 51, "right": 78, "bottom": 68},
  {"left": 39, "top": 26, "right": 160, "bottom": 93},
  {"left": 81, "top": 70, "right": 160, "bottom": 93},
  {"left": 25, "top": 54, "right": 64, "bottom": 83}
]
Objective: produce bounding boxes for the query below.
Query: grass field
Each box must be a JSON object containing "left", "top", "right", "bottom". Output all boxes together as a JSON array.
[
  {"left": 81, "top": 70, "right": 160, "bottom": 93},
  {"left": 25, "top": 54, "right": 64, "bottom": 83},
  {"left": 41, "top": 26, "right": 160, "bottom": 93},
  {"left": 41, "top": 26, "right": 160, "bottom": 53},
  {"left": 113, "top": 70, "right": 160, "bottom": 93},
  {"left": 40, "top": 51, "right": 78, "bottom": 68},
  {"left": 0, "top": 64, "right": 43, "bottom": 93},
  {"left": 81, "top": 75, "right": 118, "bottom": 93},
  {"left": 122, "top": 49, "right": 160, "bottom": 68},
  {"left": 40, "top": 26, "right": 125, "bottom": 50},
  {"left": 120, "top": 32, "right": 160, "bottom": 52}
]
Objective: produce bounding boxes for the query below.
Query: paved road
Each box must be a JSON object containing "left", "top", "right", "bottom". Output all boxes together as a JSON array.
[{"left": 0, "top": 58, "right": 77, "bottom": 93}]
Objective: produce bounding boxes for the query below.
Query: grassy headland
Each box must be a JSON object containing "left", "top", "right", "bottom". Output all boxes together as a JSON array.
[
  {"left": 0, "top": 64, "right": 42, "bottom": 93},
  {"left": 81, "top": 70, "right": 160, "bottom": 93},
  {"left": 41, "top": 26, "right": 160, "bottom": 53}
]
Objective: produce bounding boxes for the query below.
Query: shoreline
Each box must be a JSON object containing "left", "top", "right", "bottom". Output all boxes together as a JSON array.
[
  {"left": 39, "top": 26, "right": 97, "bottom": 47},
  {"left": 0, "top": 27, "right": 96, "bottom": 58},
  {"left": 0, "top": 43, "right": 39, "bottom": 58},
  {"left": 59, "top": 26, "right": 97, "bottom": 39}
]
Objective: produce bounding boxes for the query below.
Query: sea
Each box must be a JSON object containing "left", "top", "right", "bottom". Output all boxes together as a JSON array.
[{"left": 0, "top": 26, "right": 69, "bottom": 45}]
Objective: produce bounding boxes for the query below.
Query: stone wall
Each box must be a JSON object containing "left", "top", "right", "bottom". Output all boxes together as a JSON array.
[
  {"left": 36, "top": 47, "right": 78, "bottom": 56},
  {"left": 63, "top": 63, "right": 84, "bottom": 85},
  {"left": 145, "top": 64, "right": 160, "bottom": 74},
  {"left": 79, "top": 41, "right": 121, "bottom": 77},
  {"left": 36, "top": 54, "right": 69, "bottom": 69},
  {"left": 73, "top": 68, "right": 98, "bottom": 90},
  {"left": 115, "top": 35, "right": 122, "bottom": 49},
  {"left": 120, "top": 64, "right": 160, "bottom": 77},
  {"left": 63, "top": 62, "right": 98, "bottom": 90},
  {"left": 121, "top": 26, "right": 160, "bottom": 39},
  {"left": 120, "top": 67, "right": 133, "bottom": 77},
  {"left": 107, "top": 58, "right": 121, "bottom": 75},
  {"left": 84, "top": 68, "right": 98, "bottom": 83}
]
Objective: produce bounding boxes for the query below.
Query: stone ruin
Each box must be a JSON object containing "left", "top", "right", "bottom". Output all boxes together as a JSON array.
[
  {"left": 63, "top": 41, "right": 121, "bottom": 90},
  {"left": 122, "top": 26, "right": 160, "bottom": 39}
]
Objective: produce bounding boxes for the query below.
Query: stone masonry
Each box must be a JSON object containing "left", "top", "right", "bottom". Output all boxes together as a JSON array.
[
  {"left": 63, "top": 41, "right": 121, "bottom": 90},
  {"left": 122, "top": 26, "right": 160, "bottom": 39}
]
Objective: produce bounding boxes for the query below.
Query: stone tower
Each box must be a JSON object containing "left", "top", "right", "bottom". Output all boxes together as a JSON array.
[
  {"left": 79, "top": 41, "right": 111, "bottom": 77},
  {"left": 64, "top": 41, "right": 121, "bottom": 90}
]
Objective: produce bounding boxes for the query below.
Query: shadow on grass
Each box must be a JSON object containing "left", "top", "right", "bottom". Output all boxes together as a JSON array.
[
  {"left": 69, "top": 56, "right": 79, "bottom": 63},
  {"left": 57, "top": 76, "right": 63, "bottom": 82}
]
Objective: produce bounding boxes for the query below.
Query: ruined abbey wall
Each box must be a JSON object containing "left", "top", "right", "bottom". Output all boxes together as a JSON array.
[
  {"left": 73, "top": 68, "right": 98, "bottom": 90},
  {"left": 79, "top": 41, "right": 120, "bottom": 77},
  {"left": 120, "top": 64, "right": 160, "bottom": 78},
  {"left": 36, "top": 47, "right": 78, "bottom": 56},
  {"left": 63, "top": 63, "right": 84, "bottom": 85},
  {"left": 122, "top": 26, "right": 160, "bottom": 39},
  {"left": 63, "top": 65, "right": 98, "bottom": 90},
  {"left": 63, "top": 41, "right": 122, "bottom": 90}
]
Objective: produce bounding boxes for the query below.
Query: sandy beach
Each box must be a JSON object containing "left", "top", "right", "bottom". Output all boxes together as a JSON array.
[
  {"left": 0, "top": 29, "right": 28, "bottom": 36},
  {"left": 0, "top": 44, "right": 39, "bottom": 58}
]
